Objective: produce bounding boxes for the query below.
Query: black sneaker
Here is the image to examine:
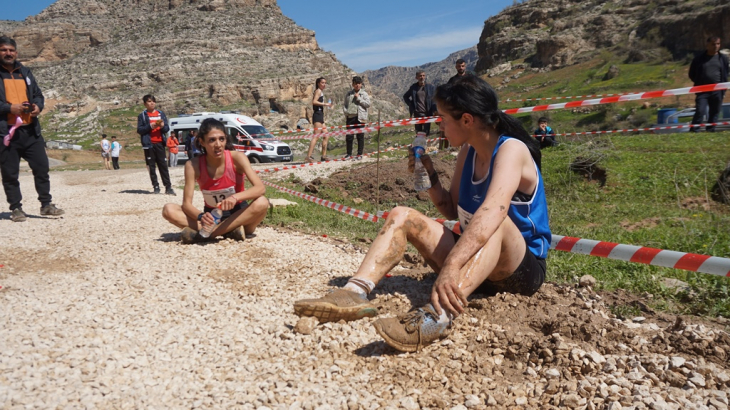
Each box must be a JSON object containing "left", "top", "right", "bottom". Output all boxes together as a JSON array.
[
  {"left": 343, "top": 154, "right": 352, "bottom": 160},
  {"left": 153, "top": 187, "right": 161, "bottom": 194},
  {"left": 222, "top": 226, "right": 245, "bottom": 241},
  {"left": 10, "top": 208, "right": 27, "bottom": 222},
  {"left": 355, "top": 155, "right": 363, "bottom": 160},
  {"left": 40, "top": 203, "right": 65, "bottom": 216},
  {"left": 165, "top": 187, "right": 176, "bottom": 196},
  {"left": 181, "top": 227, "right": 205, "bottom": 244}
]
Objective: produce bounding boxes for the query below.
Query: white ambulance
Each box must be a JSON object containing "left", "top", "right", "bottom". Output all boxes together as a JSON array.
[{"left": 169, "top": 112, "right": 293, "bottom": 163}]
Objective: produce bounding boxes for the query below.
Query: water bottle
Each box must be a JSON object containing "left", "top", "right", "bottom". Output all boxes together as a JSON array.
[
  {"left": 413, "top": 132, "right": 431, "bottom": 191},
  {"left": 327, "top": 98, "right": 332, "bottom": 109},
  {"left": 199, "top": 208, "right": 222, "bottom": 238}
]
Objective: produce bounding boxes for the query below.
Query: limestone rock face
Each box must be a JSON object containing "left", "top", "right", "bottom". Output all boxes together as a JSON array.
[
  {"left": 0, "top": 0, "right": 402, "bottom": 134},
  {"left": 476, "top": 0, "right": 730, "bottom": 72}
]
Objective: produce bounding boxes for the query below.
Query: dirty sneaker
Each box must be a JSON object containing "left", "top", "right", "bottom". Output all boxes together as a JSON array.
[
  {"left": 304, "top": 156, "right": 315, "bottom": 163},
  {"left": 320, "top": 156, "right": 331, "bottom": 161},
  {"left": 153, "top": 187, "right": 161, "bottom": 194},
  {"left": 40, "top": 203, "right": 65, "bottom": 217},
  {"left": 373, "top": 304, "right": 451, "bottom": 352},
  {"left": 181, "top": 227, "right": 206, "bottom": 244},
  {"left": 223, "top": 226, "right": 245, "bottom": 241},
  {"left": 10, "top": 207, "right": 27, "bottom": 222},
  {"left": 165, "top": 187, "right": 176, "bottom": 196},
  {"left": 294, "top": 288, "right": 378, "bottom": 323}
]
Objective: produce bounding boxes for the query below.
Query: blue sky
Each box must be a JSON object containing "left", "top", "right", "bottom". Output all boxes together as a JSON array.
[{"left": 7, "top": 0, "right": 515, "bottom": 71}]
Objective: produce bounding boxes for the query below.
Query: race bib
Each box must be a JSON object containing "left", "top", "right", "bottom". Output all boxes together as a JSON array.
[
  {"left": 202, "top": 187, "right": 236, "bottom": 208},
  {"left": 457, "top": 205, "right": 474, "bottom": 233}
]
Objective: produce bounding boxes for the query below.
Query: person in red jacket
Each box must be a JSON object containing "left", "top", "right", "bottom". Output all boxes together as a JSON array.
[{"left": 167, "top": 131, "right": 180, "bottom": 167}]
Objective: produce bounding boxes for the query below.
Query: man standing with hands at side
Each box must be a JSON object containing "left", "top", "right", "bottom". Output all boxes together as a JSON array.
[
  {"left": 137, "top": 94, "right": 175, "bottom": 195},
  {"left": 0, "top": 36, "right": 64, "bottom": 222},
  {"left": 343, "top": 76, "right": 371, "bottom": 160},
  {"left": 689, "top": 36, "right": 728, "bottom": 132},
  {"left": 403, "top": 71, "right": 437, "bottom": 136}
]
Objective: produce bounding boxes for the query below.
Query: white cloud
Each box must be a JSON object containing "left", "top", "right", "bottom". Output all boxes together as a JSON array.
[{"left": 322, "top": 26, "right": 482, "bottom": 71}]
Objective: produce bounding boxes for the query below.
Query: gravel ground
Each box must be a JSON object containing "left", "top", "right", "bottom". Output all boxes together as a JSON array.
[{"left": 1, "top": 164, "right": 729, "bottom": 409}]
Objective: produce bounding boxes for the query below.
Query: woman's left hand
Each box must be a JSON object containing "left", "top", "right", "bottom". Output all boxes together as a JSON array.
[
  {"left": 431, "top": 265, "right": 468, "bottom": 318},
  {"left": 218, "top": 196, "right": 237, "bottom": 211}
]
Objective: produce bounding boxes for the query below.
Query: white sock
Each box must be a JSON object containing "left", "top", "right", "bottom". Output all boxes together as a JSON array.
[{"left": 344, "top": 278, "right": 375, "bottom": 296}]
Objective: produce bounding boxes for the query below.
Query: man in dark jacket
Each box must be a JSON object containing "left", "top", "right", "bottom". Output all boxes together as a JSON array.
[
  {"left": 0, "top": 36, "right": 64, "bottom": 222},
  {"left": 403, "top": 71, "right": 437, "bottom": 135},
  {"left": 137, "top": 94, "right": 175, "bottom": 195},
  {"left": 689, "top": 36, "right": 728, "bottom": 132}
]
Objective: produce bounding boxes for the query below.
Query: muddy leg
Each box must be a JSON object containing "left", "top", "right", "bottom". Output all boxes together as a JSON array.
[{"left": 352, "top": 206, "right": 456, "bottom": 286}]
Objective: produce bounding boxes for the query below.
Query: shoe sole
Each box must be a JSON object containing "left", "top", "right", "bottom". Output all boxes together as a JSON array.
[
  {"left": 293, "top": 301, "right": 377, "bottom": 323},
  {"left": 11, "top": 217, "right": 27, "bottom": 222},
  {"left": 372, "top": 320, "right": 421, "bottom": 352}
]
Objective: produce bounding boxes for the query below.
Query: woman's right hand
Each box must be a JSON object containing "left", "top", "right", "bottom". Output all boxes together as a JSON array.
[
  {"left": 407, "top": 147, "right": 434, "bottom": 174},
  {"left": 200, "top": 212, "right": 215, "bottom": 227}
]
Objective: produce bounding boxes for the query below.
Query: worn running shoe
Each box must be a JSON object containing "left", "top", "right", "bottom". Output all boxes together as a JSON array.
[
  {"left": 342, "top": 154, "right": 352, "bottom": 160},
  {"left": 165, "top": 187, "right": 176, "bottom": 196},
  {"left": 181, "top": 227, "right": 205, "bottom": 244},
  {"left": 223, "top": 226, "right": 245, "bottom": 241},
  {"left": 40, "top": 203, "right": 65, "bottom": 216},
  {"left": 304, "top": 156, "right": 315, "bottom": 163},
  {"left": 373, "top": 304, "right": 451, "bottom": 352},
  {"left": 10, "top": 207, "right": 27, "bottom": 222},
  {"left": 153, "top": 187, "right": 161, "bottom": 194},
  {"left": 294, "top": 289, "right": 377, "bottom": 322},
  {"left": 355, "top": 155, "right": 363, "bottom": 160},
  {"left": 320, "top": 156, "right": 331, "bottom": 161}
]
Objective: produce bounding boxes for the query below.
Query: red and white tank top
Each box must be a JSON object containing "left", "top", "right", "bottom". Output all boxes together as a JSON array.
[{"left": 197, "top": 151, "right": 245, "bottom": 208}]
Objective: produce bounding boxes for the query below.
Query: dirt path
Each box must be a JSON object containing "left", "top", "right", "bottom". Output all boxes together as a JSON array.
[{"left": 0, "top": 164, "right": 728, "bottom": 409}]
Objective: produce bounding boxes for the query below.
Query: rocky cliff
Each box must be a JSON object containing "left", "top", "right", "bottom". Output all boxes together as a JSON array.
[
  {"left": 476, "top": 0, "right": 730, "bottom": 72},
  {"left": 362, "top": 46, "right": 478, "bottom": 101},
  {"left": 1, "top": 0, "right": 403, "bottom": 139}
]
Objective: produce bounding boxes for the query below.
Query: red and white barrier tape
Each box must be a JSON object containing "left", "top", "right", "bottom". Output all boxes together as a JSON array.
[
  {"left": 532, "top": 121, "right": 730, "bottom": 138},
  {"left": 272, "top": 201, "right": 730, "bottom": 277},
  {"left": 503, "top": 82, "right": 730, "bottom": 115},
  {"left": 263, "top": 180, "right": 381, "bottom": 222},
  {"left": 552, "top": 235, "right": 730, "bottom": 277},
  {"left": 252, "top": 116, "right": 442, "bottom": 139},
  {"left": 504, "top": 92, "right": 636, "bottom": 103},
  {"left": 248, "top": 83, "right": 729, "bottom": 139},
  {"left": 254, "top": 136, "right": 443, "bottom": 175}
]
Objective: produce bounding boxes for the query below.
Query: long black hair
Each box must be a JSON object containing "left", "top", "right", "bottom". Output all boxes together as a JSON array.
[
  {"left": 195, "top": 118, "right": 234, "bottom": 154},
  {"left": 434, "top": 75, "right": 541, "bottom": 170},
  {"left": 314, "top": 77, "right": 325, "bottom": 95}
]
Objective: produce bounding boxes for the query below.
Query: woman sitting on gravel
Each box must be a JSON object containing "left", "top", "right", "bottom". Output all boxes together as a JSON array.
[
  {"left": 294, "top": 75, "right": 550, "bottom": 352},
  {"left": 162, "top": 118, "right": 269, "bottom": 244}
]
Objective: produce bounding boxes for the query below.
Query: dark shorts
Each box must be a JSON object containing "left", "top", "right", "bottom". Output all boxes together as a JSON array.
[
  {"left": 450, "top": 231, "right": 546, "bottom": 296},
  {"left": 204, "top": 201, "right": 249, "bottom": 222},
  {"left": 312, "top": 111, "right": 324, "bottom": 124}
]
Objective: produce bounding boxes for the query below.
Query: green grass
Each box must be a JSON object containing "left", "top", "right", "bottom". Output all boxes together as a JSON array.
[{"left": 264, "top": 131, "right": 730, "bottom": 318}]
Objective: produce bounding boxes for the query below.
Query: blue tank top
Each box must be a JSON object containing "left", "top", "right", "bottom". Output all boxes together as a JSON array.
[{"left": 457, "top": 136, "right": 551, "bottom": 259}]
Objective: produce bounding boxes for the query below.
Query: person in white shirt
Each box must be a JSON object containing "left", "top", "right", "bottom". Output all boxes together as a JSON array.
[
  {"left": 100, "top": 134, "right": 111, "bottom": 170},
  {"left": 110, "top": 136, "right": 121, "bottom": 170}
]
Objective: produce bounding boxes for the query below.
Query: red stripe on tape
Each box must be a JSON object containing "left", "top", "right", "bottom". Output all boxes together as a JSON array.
[
  {"left": 674, "top": 253, "right": 712, "bottom": 272},
  {"left": 590, "top": 241, "right": 619, "bottom": 258},
  {"left": 629, "top": 247, "right": 662, "bottom": 264},
  {"left": 555, "top": 236, "right": 580, "bottom": 251}
]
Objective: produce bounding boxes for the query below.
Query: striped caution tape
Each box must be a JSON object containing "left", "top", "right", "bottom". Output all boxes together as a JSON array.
[
  {"left": 532, "top": 121, "right": 730, "bottom": 138},
  {"left": 504, "top": 91, "right": 636, "bottom": 103},
  {"left": 503, "top": 82, "right": 730, "bottom": 115},
  {"left": 287, "top": 205, "right": 730, "bottom": 277},
  {"left": 552, "top": 235, "right": 730, "bottom": 277},
  {"left": 248, "top": 83, "right": 730, "bottom": 139},
  {"left": 254, "top": 136, "right": 443, "bottom": 175},
  {"left": 262, "top": 180, "right": 381, "bottom": 222}
]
